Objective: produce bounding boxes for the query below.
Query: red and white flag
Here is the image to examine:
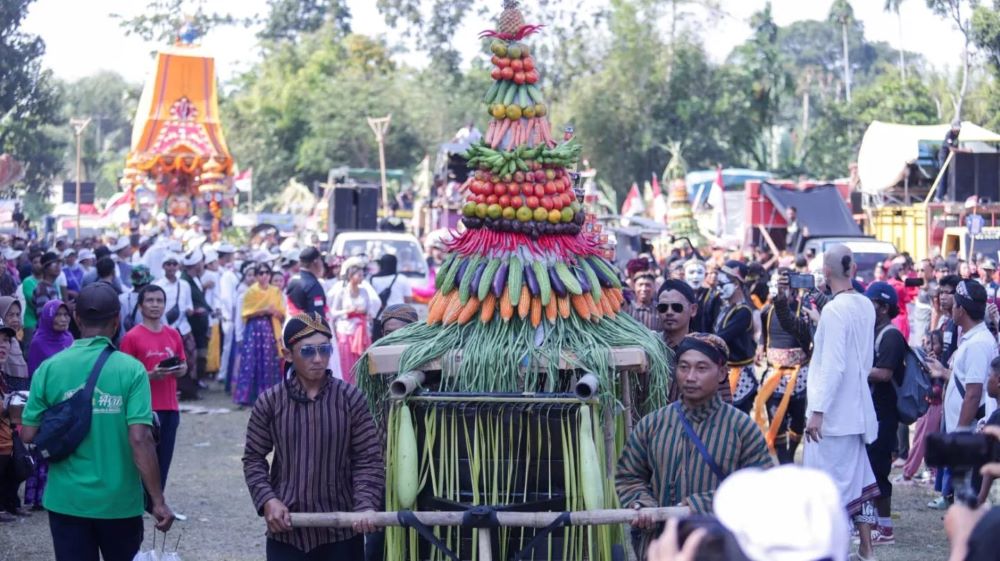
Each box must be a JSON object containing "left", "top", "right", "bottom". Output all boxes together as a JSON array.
[
  {"left": 706, "top": 166, "right": 726, "bottom": 236},
  {"left": 621, "top": 182, "right": 645, "bottom": 217},
  {"left": 234, "top": 167, "right": 253, "bottom": 193},
  {"left": 651, "top": 173, "right": 668, "bottom": 223},
  {"left": 100, "top": 189, "right": 133, "bottom": 219}
]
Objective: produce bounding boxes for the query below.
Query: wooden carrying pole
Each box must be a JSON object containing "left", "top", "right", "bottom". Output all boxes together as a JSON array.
[
  {"left": 291, "top": 507, "right": 688, "bottom": 529},
  {"left": 368, "top": 114, "right": 392, "bottom": 214}
]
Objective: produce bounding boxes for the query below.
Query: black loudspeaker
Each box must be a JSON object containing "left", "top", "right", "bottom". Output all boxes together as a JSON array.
[
  {"left": 332, "top": 187, "right": 356, "bottom": 231},
  {"left": 330, "top": 184, "right": 381, "bottom": 233},
  {"left": 356, "top": 185, "right": 379, "bottom": 230},
  {"left": 951, "top": 152, "right": 1000, "bottom": 202},
  {"left": 62, "top": 182, "right": 95, "bottom": 204}
]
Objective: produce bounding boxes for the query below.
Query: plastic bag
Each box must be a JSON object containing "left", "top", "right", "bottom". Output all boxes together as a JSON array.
[{"left": 132, "top": 528, "right": 183, "bottom": 561}]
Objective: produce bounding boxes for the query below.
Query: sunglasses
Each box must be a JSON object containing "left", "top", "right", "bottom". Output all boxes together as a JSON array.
[
  {"left": 657, "top": 302, "right": 686, "bottom": 314},
  {"left": 298, "top": 343, "right": 333, "bottom": 360}
]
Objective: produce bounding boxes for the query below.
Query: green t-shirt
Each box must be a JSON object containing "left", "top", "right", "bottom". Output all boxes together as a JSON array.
[
  {"left": 20, "top": 276, "right": 37, "bottom": 329},
  {"left": 22, "top": 336, "right": 153, "bottom": 519}
]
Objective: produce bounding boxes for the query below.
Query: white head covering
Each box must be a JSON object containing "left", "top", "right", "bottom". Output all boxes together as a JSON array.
[
  {"left": 162, "top": 252, "right": 181, "bottom": 265},
  {"left": 203, "top": 248, "right": 219, "bottom": 265},
  {"left": 714, "top": 466, "right": 849, "bottom": 561},
  {"left": 77, "top": 249, "right": 95, "bottom": 261},
  {"left": 182, "top": 248, "right": 204, "bottom": 267},
  {"left": 109, "top": 236, "right": 130, "bottom": 253},
  {"left": 215, "top": 242, "right": 236, "bottom": 254}
]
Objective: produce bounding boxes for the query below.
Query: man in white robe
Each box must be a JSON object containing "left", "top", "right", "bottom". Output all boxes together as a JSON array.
[{"left": 804, "top": 244, "right": 879, "bottom": 561}]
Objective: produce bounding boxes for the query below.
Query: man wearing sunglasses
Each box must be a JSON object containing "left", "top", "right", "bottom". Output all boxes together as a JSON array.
[
  {"left": 656, "top": 279, "right": 698, "bottom": 403},
  {"left": 243, "top": 312, "right": 383, "bottom": 561}
]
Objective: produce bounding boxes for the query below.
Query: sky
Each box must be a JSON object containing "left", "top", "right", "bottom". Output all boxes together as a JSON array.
[{"left": 22, "top": 0, "right": 971, "bottom": 85}]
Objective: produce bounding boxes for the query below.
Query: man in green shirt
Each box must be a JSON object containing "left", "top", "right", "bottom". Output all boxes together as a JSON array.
[{"left": 21, "top": 282, "right": 174, "bottom": 561}]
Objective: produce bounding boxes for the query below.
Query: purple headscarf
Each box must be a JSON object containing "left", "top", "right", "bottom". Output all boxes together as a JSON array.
[{"left": 27, "top": 299, "right": 74, "bottom": 376}]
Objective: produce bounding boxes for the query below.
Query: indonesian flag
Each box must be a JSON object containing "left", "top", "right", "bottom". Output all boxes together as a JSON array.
[
  {"left": 235, "top": 168, "right": 253, "bottom": 193},
  {"left": 706, "top": 166, "right": 726, "bottom": 237},
  {"left": 100, "top": 189, "right": 133, "bottom": 219},
  {"left": 621, "top": 182, "right": 645, "bottom": 217},
  {"left": 651, "top": 173, "right": 668, "bottom": 223}
]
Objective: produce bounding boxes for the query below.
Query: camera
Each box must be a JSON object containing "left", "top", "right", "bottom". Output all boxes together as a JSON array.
[
  {"left": 926, "top": 432, "right": 1000, "bottom": 506},
  {"left": 787, "top": 272, "right": 815, "bottom": 290}
]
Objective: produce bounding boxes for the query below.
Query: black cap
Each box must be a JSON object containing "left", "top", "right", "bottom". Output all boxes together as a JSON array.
[
  {"left": 40, "top": 251, "right": 60, "bottom": 268},
  {"left": 299, "top": 246, "right": 321, "bottom": 264},
  {"left": 956, "top": 279, "right": 988, "bottom": 315},
  {"left": 76, "top": 282, "right": 121, "bottom": 321},
  {"left": 0, "top": 317, "right": 15, "bottom": 338}
]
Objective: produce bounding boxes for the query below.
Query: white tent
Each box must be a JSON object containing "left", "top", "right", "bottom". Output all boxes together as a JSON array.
[{"left": 857, "top": 121, "right": 1000, "bottom": 194}]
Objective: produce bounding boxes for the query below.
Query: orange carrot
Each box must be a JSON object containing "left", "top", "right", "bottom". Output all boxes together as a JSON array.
[
  {"left": 480, "top": 293, "right": 497, "bottom": 323},
  {"left": 518, "top": 286, "right": 532, "bottom": 319},
  {"left": 492, "top": 119, "right": 511, "bottom": 148},
  {"left": 499, "top": 286, "right": 514, "bottom": 322},
  {"left": 458, "top": 296, "right": 480, "bottom": 325},
  {"left": 426, "top": 292, "right": 442, "bottom": 325},
  {"left": 600, "top": 293, "right": 615, "bottom": 317},
  {"left": 570, "top": 294, "right": 591, "bottom": 321},
  {"left": 443, "top": 292, "right": 464, "bottom": 324},
  {"left": 588, "top": 293, "right": 603, "bottom": 320},
  {"left": 530, "top": 296, "right": 543, "bottom": 328},
  {"left": 545, "top": 295, "right": 558, "bottom": 324},
  {"left": 557, "top": 296, "right": 570, "bottom": 319}
]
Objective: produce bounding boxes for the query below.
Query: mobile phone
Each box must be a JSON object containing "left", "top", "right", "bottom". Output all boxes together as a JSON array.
[
  {"left": 158, "top": 356, "right": 181, "bottom": 370},
  {"left": 787, "top": 272, "right": 815, "bottom": 290},
  {"left": 904, "top": 277, "right": 925, "bottom": 287}
]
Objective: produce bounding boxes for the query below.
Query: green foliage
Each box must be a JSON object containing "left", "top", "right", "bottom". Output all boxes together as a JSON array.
[
  {"left": 972, "top": 1, "right": 1000, "bottom": 70},
  {"left": 113, "top": 0, "right": 251, "bottom": 45},
  {"left": 222, "top": 26, "right": 489, "bottom": 203},
  {"left": 260, "top": 0, "right": 352, "bottom": 41},
  {"left": 0, "top": 0, "right": 64, "bottom": 208},
  {"left": 59, "top": 72, "right": 142, "bottom": 200}
]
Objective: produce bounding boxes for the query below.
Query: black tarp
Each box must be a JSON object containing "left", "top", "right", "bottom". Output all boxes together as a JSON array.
[{"left": 761, "top": 182, "right": 862, "bottom": 238}]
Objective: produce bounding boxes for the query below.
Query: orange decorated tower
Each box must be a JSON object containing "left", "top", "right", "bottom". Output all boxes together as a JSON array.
[{"left": 121, "top": 37, "right": 235, "bottom": 239}]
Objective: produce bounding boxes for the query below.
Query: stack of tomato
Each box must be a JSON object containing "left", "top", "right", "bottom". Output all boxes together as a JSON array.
[
  {"left": 489, "top": 40, "right": 539, "bottom": 86},
  {"left": 461, "top": 162, "right": 586, "bottom": 236}
]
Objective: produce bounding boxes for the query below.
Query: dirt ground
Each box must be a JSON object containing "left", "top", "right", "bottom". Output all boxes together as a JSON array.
[{"left": 0, "top": 387, "right": 958, "bottom": 560}]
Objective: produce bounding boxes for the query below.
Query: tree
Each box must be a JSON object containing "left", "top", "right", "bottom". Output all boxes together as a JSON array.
[
  {"left": 925, "top": 0, "right": 977, "bottom": 119},
  {"left": 884, "top": 0, "right": 907, "bottom": 79},
  {"left": 0, "top": 0, "right": 65, "bottom": 215},
  {"left": 114, "top": 0, "right": 252, "bottom": 45},
  {"left": 972, "top": 0, "right": 1000, "bottom": 70},
  {"left": 828, "top": 0, "right": 855, "bottom": 102},
  {"left": 259, "top": 0, "right": 352, "bottom": 42},
  {"left": 60, "top": 72, "right": 142, "bottom": 200}
]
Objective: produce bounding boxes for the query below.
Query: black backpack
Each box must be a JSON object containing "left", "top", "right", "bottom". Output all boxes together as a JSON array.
[
  {"left": 875, "top": 325, "right": 932, "bottom": 424},
  {"left": 32, "top": 346, "right": 115, "bottom": 462}
]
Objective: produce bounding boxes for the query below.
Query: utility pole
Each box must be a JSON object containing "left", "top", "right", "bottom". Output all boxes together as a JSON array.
[
  {"left": 368, "top": 115, "right": 392, "bottom": 214},
  {"left": 70, "top": 117, "right": 92, "bottom": 239}
]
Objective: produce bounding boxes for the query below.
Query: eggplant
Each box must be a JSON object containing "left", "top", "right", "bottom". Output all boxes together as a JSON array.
[
  {"left": 524, "top": 261, "right": 540, "bottom": 295},
  {"left": 470, "top": 261, "right": 488, "bottom": 293},
  {"left": 493, "top": 261, "right": 508, "bottom": 297},
  {"left": 454, "top": 258, "right": 471, "bottom": 285},
  {"left": 548, "top": 265, "right": 567, "bottom": 297},
  {"left": 587, "top": 257, "right": 614, "bottom": 287},
  {"left": 574, "top": 266, "right": 591, "bottom": 293}
]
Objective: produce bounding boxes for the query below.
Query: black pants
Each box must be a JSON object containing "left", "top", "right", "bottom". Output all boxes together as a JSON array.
[
  {"left": 766, "top": 392, "right": 806, "bottom": 465},
  {"left": 48, "top": 510, "right": 143, "bottom": 561},
  {"left": 266, "top": 535, "right": 364, "bottom": 560},
  {"left": 867, "top": 419, "right": 898, "bottom": 501},
  {"left": 0, "top": 454, "right": 22, "bottom": 513}
]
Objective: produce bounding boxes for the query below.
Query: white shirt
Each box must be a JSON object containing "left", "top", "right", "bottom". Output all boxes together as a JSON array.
[
  {"left": 370, "top": 274, "right": 412, "bottom": 309},
  {"left": 155, "top": 277, "right": 193, "bottom": 336},
  {"left": 806, "top": 292, "right": 878, "bottom": 442},
  {"left": 944, "top": 322, "right": 998, "bottom": 432},
  {"left": 218, "top": 268, "right": 240, "bottom": 324},
  {"left": 202, "top": 269, "right": 220, "bottom": 326}
]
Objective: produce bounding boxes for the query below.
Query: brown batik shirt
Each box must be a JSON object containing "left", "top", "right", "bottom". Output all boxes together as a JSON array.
[{"left": 243, "top": 373, "right": 384, "bottom": 552}]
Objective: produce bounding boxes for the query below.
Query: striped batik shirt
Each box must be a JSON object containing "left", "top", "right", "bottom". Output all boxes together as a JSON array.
[
  {"left": 625, "top": 300, "right": 663, "bottom": 335},
  {"left": 616, "top": 394, "right": 772, "bottom": 515},
  {"left": 243, "top": 374, "right": 384, "bottom": 552}
]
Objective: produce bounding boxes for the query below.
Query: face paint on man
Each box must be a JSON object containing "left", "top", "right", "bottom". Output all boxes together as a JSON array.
[{"left": 684, "top": 261, "right": 706, "bottom": 290}]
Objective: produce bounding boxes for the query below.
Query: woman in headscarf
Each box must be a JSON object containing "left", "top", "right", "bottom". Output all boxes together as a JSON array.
[
  {"left": 24, "top": 298, "right": 74, "bottom": 509},
  {"left": 330, "top": 261, "right": 378, "bottom": 384},
  {"left": 27, "top": 299, "right": 74, "bottom": 375},
  {"left": 233, "top": 264, "right": 285, "bottom": 407},
  {"left": 0, "top": 297, "right": 28, "bottom": 392}
]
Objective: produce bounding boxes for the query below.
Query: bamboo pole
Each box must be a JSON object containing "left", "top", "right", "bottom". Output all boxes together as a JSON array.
[
  {"left": 924, "top": 150, "right": 954, "bottom": 205},
  {"left": 620, "top": 371, "right": 634, "bottom": 436},
  {"left": 478, "top": 528, "right": 492, "bottom": 561},
  {"left": 389, "top": 371, "right": 425, "bottom": 399},
  {"left": 291, "top": 507, "right": 689, "bottom": 529}
]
